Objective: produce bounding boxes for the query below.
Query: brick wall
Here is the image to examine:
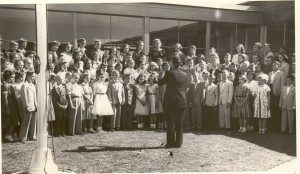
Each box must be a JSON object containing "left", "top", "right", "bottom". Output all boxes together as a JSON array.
[{"left": 263, "top": 1, "right": 294, "bottom": 24}]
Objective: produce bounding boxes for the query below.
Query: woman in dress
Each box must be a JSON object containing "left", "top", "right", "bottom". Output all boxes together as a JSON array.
[{"left": 91, "top": 70, "right": 114, "bottom": 132}]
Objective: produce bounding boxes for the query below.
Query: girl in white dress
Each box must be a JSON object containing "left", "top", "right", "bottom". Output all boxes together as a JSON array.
[
  {"left": 81, "top": 73, "right": 94, "bottom": 133},
  {"left": 147, "top": 73, "right": 158, "bottom": 129},
  {"left": 134, "top": 74, "right": 149, "bottom": 129},
  {"left": 92, "top": 70, "right": 114, "bottom": 131}
]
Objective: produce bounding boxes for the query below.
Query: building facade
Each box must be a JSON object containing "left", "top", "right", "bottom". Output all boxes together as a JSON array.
[{"left": 0, "top": 1, "right": 295, "bottom": 59}]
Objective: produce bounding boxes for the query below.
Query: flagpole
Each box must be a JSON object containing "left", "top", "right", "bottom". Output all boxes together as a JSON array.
[{"left": 27, "top": 4, "right": 58, "bottom": 174}]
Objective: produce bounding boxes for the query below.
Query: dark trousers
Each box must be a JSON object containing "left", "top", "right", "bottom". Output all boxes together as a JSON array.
[
  {"left": 54, "top": 107, "right": 66, "bottom": 136},
  {"left": 165, "top": 107, "right": 185, "bottom": 148},
  {"left": 121, "top": 104, "right": 134, "bottom": 129},
  {"left": 203, "top": 105, "right": 217, "bottom": 130},
  {"left": 270, "top": 94, "right": 280, "bottom": 131}
]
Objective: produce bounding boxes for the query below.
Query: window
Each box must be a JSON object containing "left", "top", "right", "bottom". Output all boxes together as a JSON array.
[
  {"left": 210, "top": 22, "right": 233, "bottom": 59},
  {"left": 48, "top": 11, "right": 73, "bottom": 42},
  {"left": 77, "top": 13, "right": 110, "bottom": 45},
  {"left": 267, "top": 23, "right": 284, "bottom": 51},
  {"left": 0, "top": 8, "right": 36, "bottom": 49},
  {"left": 245, "top": 26, "right": 260, "bottom": 52},
  {"left": 285, "top": 21, "right": 294, "bottom": 54},
  {"left": 110, "top": 16, "right": 142, "bottom": 47},
  {"left": 179, "top": 20, "right": 206, "bottom": 55},
  {"left": 150, "top": 18, "right": 178, "bottom": 52}
]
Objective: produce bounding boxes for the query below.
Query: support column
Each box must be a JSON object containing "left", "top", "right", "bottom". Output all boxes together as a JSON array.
[
  {"left": 283, "top": 23, "right": 286, "bottom": 46},
  {"left": 244, "top": 28, "right": 249, "bottom": 51},
  {"left": 142, "top": 16, "right": 150, "bottom": 56},
  {"left": 260, "top": 25, "right": 267, "bottom": 57},
  {"left": 229, "top": 29, "right": 235, "bottom": 54},
  {"left": 72, "top": 12, "right": 78, "bottom": 48},
  {"left": 28, "top": 4, "right": 58, "bottom": 174},
  {"left": 205, "top": 22, "right": 211, "bottom": 58}
]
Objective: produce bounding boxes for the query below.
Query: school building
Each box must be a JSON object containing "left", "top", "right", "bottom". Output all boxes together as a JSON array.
[{"left": 0, "top": 1, "right": 295, "bottom": 58}]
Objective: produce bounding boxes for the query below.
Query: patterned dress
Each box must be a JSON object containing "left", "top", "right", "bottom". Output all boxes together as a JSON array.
[
  {"left": 253, "top": 84, "right": 271, "bottom": 118},
  {"left": 147, "top": 84, "right": 158, "bottom": 114},
  {"left": 232, "top": 85, "right": 250, "bottom": 118}
]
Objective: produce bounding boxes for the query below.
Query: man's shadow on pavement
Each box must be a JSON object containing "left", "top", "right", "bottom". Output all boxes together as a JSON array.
[{"left": 63, "top": 145, "right": 164, "bottom": 153}]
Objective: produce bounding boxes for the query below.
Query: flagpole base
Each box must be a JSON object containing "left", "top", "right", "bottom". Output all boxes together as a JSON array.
[{"left": 27, "top": 148, "right": 58, "bottom": 174}]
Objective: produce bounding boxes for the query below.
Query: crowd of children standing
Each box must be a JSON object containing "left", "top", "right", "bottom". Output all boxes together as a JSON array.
[{"left": 0, "top": 35, "right": 296, "bottom": 143}]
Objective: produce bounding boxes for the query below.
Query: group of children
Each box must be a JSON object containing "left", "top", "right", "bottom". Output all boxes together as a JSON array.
[{"left": 0, "top": 36, "right": 296, "bottom": 143}]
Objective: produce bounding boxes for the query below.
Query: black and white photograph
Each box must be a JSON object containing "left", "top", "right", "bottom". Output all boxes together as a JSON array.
[{"left": 0, "top": 0, "right": 298, "bottom": 173}]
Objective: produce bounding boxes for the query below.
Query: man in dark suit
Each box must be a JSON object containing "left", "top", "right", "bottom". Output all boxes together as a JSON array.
[{"left": 158, "top": 57, "right": 188, "bottom": 148}]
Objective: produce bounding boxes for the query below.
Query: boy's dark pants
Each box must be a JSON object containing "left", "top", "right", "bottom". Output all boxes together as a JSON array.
[
  {"left": 121, "top": 104, "right": 134, "bottom": 129},
  {"left": 54, "top": 107, "right": 66, "bottom": 136}
]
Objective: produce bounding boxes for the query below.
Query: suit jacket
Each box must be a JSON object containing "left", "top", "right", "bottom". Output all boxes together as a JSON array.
[
  {"left": 194, "top": 82, "right": 206, "bottom": 106},
  {"left": 52, "top": 85, "right": 67, "bottom": 109},
  {"left": 21, "top": 81, "right": 37, "bottom": 112},
  {"left": 123, "top": 83, "right": 136, "bottom": 106},
  {"left": 269, "top": 70, "right": 286, "bottom": 96},
  {"left": 205, "top": 83, "right": 219, "bottom": 106},
  {"left": 219, "top": 80, "right": 233, "bottom": 105},
  {"left": 279, "top": 86, "right": 295, "bottom": 110},
  {"left": 158, "top": 68, "right": 189, "bottom": 108},
  {"left": 107, "top": 81, "right": 125, "bottom": 105}
]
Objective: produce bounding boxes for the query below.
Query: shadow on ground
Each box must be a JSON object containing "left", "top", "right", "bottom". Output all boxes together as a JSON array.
[
  {"left": 63, "top": 145, "right": 165, "bottom": 153},
  {"left": 191, "top": 130, "right": 296, "bottom": 156}
]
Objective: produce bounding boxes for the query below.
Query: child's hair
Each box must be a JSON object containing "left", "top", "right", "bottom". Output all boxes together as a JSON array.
[
  {"left": 115, "top": 63, "right": 123, "bottom": 70},
  {"left": 287, "top": 74, "right": 295, "bottom": 82},
  {"left": 110, "top": 69, "right": 120, "bottom": 77},
  {"left": 148, "top": 72, "right": 158, "bottom": 83},
  {"left": 162, "top": 61, "right": 170, "bottom": 68},
  {"left": 123, "top": 73, "right": 132, "bottom": 80},
  {"left": 83, "top": 59, "right": 92, "bottom": 70},
  {"left": 25, "top": 71, "right": 35, "bottom": 81},
  {"left": 126, "top": 58, "right": 135, "bottom": 67},
  {"left": 229, "top": 72, "right": 235, "bottom": 79},
  {"left": 136, "top": 74, "right": 147, "bottom": 85},
  {"left": 9, "top": 52, "right": 19, "bottom": 62},
  {"left": 77, "top": 38, "right": 86, "bottom": 43},
  {"left": 14, "top": 59, "right": 23, "bottom": 69},
  {"left": 208, "top": 74, "right": 216, "bottom": 80},
  {"left": 2, "top": 70, "right": 14, "bottom": 81},
  {"left": 224, "top": 53, "right": 232, "bottom": 61},
  {"left": 239, "top": 75, "right": 247, "bottom": 83},
  {"left": 96, "top": 69, "right": 104, "bottom": 78},
  {"left": 49, "top": 40, "right": 60, "bottom": 48},
  {"left": 202, "top": 70, "right": 210, "bottom": 76},
  {"left": 15, "top": 71, "right": 25, "bottom": 81},
  {"left": 48, "top": 74, "right": 56, "bottom": 82},
  {"left": 71, "top": 73, "right": 80, "bottom": 79},
  {"left": 153, "top": 38, "right": 162, "bottom": 45},
  {"left": 99, "top": 63, "right": 107, "bottom": 70},
  {"left": 136, "top": 41, "right": 144, "bottom": 49},
  {"left": 121, "top": 44, "right": 130, "bottom": 53},
  {"left": 148, "top": 61, "right": 159, "bottom": 71},
  {"left": 108, "top": 46, "right": 117, "bottom": 55},
  {"left": 174, "top": 43, "right": 182, "bottom": 50},
  {"left": 65, "top": 71, "right": 72, "bottom": 78},
  {"left": 185, "top": 57, "right": 193, "bottom": 64},
  {"left": 82, "top": 73, "right": 91, "bottom": 80},
  {"left": 258, "top": 73, "right": 269, "bottom": 83},
  {"left": 222, "top": 70, "right": 230, "bottom": 77},
  {"left": 273, "top": 61, "right": 280, "bottom": 66}
]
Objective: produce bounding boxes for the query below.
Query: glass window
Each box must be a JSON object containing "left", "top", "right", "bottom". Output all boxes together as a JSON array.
[
  {"left": 236, "top": 24, "right": 246, "bottom": 46},
  {"left": 77, "top": 13, "right": 110, "bottom": 45},
  {"left": 267, "top": 23, "right": 284, "bottom": 51},
  {"left": 150, "top": 18, "right": 178, "bottom": 52},
  {"left": 0, "top": 8, "right": 36, "bottom": 49},
  {"left": 210, "top": 22, "right": 233, "bottom": 59},
  {"left": 179, "top": 20, "right": 206, "bottom": 55},
  {"left": 246, "top": 26, "right": 260, "bottom": 51},
  {"left": 285, "top": 21, "right": 294, "bottom": 54},
  {"left": 110, "top": 16, "right": 142, "bottom": 48},
  {"left": 48, "top": 11, "right": 73, "bottom": 42}
]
